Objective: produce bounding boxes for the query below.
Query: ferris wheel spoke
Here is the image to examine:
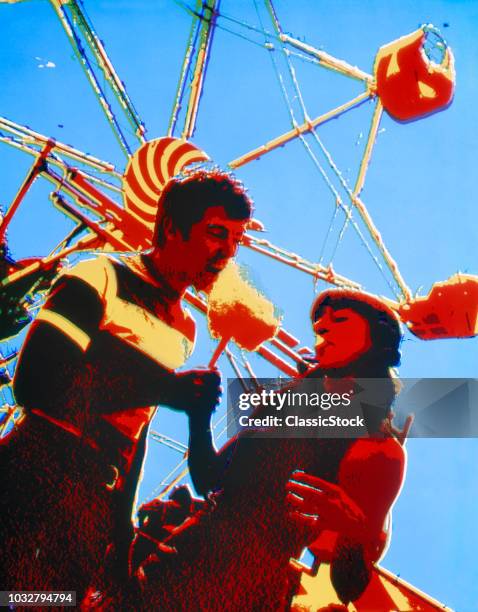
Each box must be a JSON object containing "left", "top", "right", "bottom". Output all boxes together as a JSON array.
[
  {"left": 261, "top": 4, "right": 346, "bottom": 270},
  {"left": 224, "top": 347, "right": 254, "bottom": 393},
  {"left": 0, "top": 116, "right": 118, "bottom": 174},
  {"left": 0, "top": 351, "right": 17, "bottom": 369},
  {"left": 352, "top": 193, "right": 412, "bottom": 300},
  {"left": 182, "top": 0, "right": 220, "bottom": 140},
  {"left": 149, "top": 430, "right": 188, "bottom": 454},
  {"left": 0, "top": 404, "right": 21, "bottom": 439},
  {"left": 266, "top": 5, "right": 411, "bottom": 299},
  {"left": 239, "top": 349, "right": 261, "bottom": 387},
  {"left": 48, "top": 0, "right": 146, "bottom": 158},
  {"left": 46, "top": 223, "right": 89, "bottom": 258},
  {"left": 156, "top": 455, "right": 189, "bottom": 499},
  {"left": 262, "top": 2, "right": 406, "bottom": 300},
  {"left": 302, "top": 127, "right": 404, "bottom": 298},
  {"left": 279, "top": 33, "right": 374, "bottom": 84},
  {"left": 0, "top": 135, "right": 122, "bottom": 208},
  {"left": 0, "top": 141, "right": 54, "bottom": 241},
  {"left": 243, "top": 234, "right": 360, "bottom": 289},
  {"left": 0, "top": 120, "right": 131, "bottom": 271},
  {"left": 171, "top": 0, "right": 220, "bottom": 140},
  {"left": 251, "top": 1, "right": 410, "bottom": 301},
  {"left": 266, "top": 0, "right": 373, "bottom": 87},
  {"left": 228, "top": 92, "right": 371, "bottom": 169},
  {"left": 168, "top": 2, "right": 203, "bottom": 137},
  {"left": 295, "top": 135, "right": 401, "bottom": 299},
  {"left": 353, "top": 99, "right": 384, "bottom": 198}
]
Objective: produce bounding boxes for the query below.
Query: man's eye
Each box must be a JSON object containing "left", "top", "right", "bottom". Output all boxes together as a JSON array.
[
  {"left": 333, "top": 316, "right": 348, "bottom": 322},
  {"left": 208, "top": 228, "right": 226, "bottom": 239}
]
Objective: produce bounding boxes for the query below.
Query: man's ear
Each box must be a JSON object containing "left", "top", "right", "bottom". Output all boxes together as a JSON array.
[{"left": 162, "top": 217, "right": 177, "bottom": 241}]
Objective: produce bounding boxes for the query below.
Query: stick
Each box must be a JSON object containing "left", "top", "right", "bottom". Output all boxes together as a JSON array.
[{"left": 208, "top": 336, "right": 230, "bottom": 368}]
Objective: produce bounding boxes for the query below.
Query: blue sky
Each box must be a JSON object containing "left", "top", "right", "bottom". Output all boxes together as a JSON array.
[{"left": 1, "top": 1, "right": 477, "bottom": 609}]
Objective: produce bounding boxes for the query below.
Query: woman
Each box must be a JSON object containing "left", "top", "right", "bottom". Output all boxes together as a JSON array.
[{"left": 134, "top": 289, "right": 407, "bottom": 611}]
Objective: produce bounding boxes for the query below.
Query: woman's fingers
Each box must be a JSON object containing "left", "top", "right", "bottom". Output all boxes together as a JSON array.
[
  {"left": 288, "top": 510, "right": 321, "bottom": 531},
  {"left": 286, "top": 492, "right": 308, "bottom": 509},
  {"left": 290, "top": 471, "right": 339, "bottom": 495}
]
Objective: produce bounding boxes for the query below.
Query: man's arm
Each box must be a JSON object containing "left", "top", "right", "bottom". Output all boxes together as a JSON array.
[
  {"left": 188, "top": 410, "right": 238, "bottom": 497},
  {"left": 14, "top": 275, "right": 220, "bottom": 417}
]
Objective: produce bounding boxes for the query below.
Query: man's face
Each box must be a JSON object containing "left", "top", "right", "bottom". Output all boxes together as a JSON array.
[
  {"left": 165, "top": 205, "right": 247, "bottom": 291},
  {"left": 313, "top": 306, "right": 372, "bottom": 369}
]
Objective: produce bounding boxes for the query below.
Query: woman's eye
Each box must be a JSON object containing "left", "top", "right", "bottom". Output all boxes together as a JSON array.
[{"left": 333, "top": 316, "right": 348, "bottom": 322}]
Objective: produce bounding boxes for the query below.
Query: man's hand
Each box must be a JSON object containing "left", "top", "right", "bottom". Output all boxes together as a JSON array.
[
  {"left": 286, "top": 470, "right": 366, "bottom": 542},
  {"left": 174, "top": 368, "right": 222, "bottom": 416}
]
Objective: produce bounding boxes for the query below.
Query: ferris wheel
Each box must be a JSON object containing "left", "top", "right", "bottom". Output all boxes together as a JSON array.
[
  {"left": 0, "top": 0, "right": 477, "bottom": 582},
  {"left": 0, "top": 0, "right": 476, "bottom": 466},
  {"left": 0, "top": 0, "right": 476, "bottom": 470},
  {"left": 0, "top": 1, "right": 475, "bottom": 609}
]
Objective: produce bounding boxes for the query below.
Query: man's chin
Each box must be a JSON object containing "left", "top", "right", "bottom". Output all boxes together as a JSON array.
[{"left": 193, "top": 273, "right": 218, "bottom": 293}]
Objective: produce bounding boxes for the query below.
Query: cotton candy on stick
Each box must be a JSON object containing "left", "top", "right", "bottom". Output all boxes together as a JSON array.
[{"left": 207, "top": 261, "right": 281, "bottom": 367}]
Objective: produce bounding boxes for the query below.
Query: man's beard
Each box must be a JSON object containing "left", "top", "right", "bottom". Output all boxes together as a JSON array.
[{"left": 192, "top": 269, "right": 219, "bottom": 293}]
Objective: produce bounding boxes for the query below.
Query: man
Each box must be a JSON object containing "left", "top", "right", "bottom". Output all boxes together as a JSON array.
[{"left": 0, "top": 170, "right": 252, "bottom": 597}]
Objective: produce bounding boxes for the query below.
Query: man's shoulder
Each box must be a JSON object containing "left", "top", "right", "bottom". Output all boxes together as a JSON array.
[{"left": 62, "top": 254, "right": 118, "bottom": 297}]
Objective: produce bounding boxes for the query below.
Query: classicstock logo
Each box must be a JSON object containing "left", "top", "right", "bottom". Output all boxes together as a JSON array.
[{"left": 226, "top": 378, "right": 478, "bottom": 439}]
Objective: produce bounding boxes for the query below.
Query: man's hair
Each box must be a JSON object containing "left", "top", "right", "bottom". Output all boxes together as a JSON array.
[{"left": 154, "top": 170, "right": 253, "bottom": 246}]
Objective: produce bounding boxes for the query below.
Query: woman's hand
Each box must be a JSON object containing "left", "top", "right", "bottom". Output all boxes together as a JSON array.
[{"left": 286, "top": 470, "right": 366, "bottom": 542}]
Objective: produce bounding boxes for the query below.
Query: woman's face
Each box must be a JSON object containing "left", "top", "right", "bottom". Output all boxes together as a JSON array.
[{"left": 312, "top": 305, "right": 372, "bottom": 369}]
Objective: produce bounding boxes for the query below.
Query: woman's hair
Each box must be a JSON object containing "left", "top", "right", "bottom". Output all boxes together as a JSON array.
[
  {"left": 311, "top": 288, "right": 402, "bottom": 371},
  {"left": 309, "top": 289, "right": 404, "bottom": 433}
]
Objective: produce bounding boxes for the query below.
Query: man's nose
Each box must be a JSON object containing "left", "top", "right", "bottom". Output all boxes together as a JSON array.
[{"left": 223, "top": 237, "right": 239, "bottom": 259}]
